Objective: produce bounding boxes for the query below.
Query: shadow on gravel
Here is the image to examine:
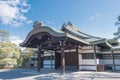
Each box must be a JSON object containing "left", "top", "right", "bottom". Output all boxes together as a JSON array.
[
  {"left": 34, "top": 71, "right": 120, "bottom": 80},
  {"left": 1, "top": 69, "right": 120, "bottom": 80},
  {"left": 0, "top": 68, "right": 39, "bottom": 79}
]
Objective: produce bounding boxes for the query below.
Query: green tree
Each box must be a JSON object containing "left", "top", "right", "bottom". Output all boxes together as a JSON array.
[
  {"left": 115, "top": 15, "right": 120, "bottom": 25},
  {"left": 0, "top": 42, "right": 20, "bottom": 68},
  {"left": 114, "top": 15, "right": 120, "bottom": 40},
  {"left": 19, "top": 50, "right": 31, "bottom": 66},
  {"left": 18, "top": 48, "right": 37, "bottom": 67},
  {"left": 107, "top": 39, "right": 119, "bottom": 46}
]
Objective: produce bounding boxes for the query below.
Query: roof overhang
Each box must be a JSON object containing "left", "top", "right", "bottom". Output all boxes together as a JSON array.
[
  {"left": 20, "top": 25, "right": 89, "bottom": 48},
  {"left": 20, "top": 21, "right": 115, "bottom": 49},
  {"left": 20, "top": 26, "right": 66, "bottom": 47}
]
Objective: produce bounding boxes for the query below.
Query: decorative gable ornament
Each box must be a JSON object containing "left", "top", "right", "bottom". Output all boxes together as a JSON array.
[{"left": 33, "top": 21, "right": 44, "bottom": 28}]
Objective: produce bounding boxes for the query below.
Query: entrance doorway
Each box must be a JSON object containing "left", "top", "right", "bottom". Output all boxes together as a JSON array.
[
  {"left": 43, "top": 51, "right": 55, "bottom": 69},
  {"left": 55, "top": 53, "right": 61, "bottom": 69}
]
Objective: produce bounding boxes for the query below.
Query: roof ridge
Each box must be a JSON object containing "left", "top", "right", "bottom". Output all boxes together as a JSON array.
[{"left": 62, "top": 22, "right": 103, "bottom": 39}]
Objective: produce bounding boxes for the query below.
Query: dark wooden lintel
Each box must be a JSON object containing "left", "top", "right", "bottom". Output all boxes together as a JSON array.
[{"left": 41, "top": 40, "right": 59, "bottom": 46}]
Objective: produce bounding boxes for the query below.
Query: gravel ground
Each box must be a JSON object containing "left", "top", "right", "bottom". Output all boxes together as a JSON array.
[{"left": 0, "top": 68, "right": 120, "bottom": 80}]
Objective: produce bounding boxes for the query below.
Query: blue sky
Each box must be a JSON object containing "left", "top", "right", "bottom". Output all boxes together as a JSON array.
[{"left": 0, "top": 0, "right": 120, "bottom": 45}]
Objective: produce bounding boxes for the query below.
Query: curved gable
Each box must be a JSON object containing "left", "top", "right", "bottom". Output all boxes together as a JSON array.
[{"left": 20, "top": 26, "right": 66, "bottom": 47}]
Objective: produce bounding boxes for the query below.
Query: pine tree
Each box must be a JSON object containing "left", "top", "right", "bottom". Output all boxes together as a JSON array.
[{"left": 114, "top": 15, "right": 120, "bottom": 40}]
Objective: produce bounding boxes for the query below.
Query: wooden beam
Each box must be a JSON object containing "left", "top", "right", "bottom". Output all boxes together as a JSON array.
[
  {"left": 37, "top": 45, "right": 41, "bottom": 71},
  {"left": 41, "top": 40, "right": 59, "bottom": 46},
  {"left": 93, "top": 44, "right": 97, "bottom": 72}
]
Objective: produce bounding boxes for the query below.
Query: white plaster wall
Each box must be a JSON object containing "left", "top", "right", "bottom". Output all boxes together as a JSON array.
[
  {"left": 101, "top": 60, "right": 112, "bottom": 65},
  {"left": 79, "top": 59, "right": 96, "bottom": 70},
  {"left": 115, "top": 60, "right": 120, "bottom": 64},
  {"left": 115, "top": 60, "right": 120, "bottom": 70},
  {"left": 115, "top": 66, "right": 120, "bottom": 70},
  {"left": 78, "top": 59, "right": 102, "bottom": 70},
  {"left": 81, "top": 59, "right": 101, "bottom": 65},
  {"left": 78, "top": 54, "right": 82, "bottom": 70},
  {"left": 79, "top": 66, "right": 96, "bottom": 70},
  {"left": 94, "top": 59, "right": 120, "bottom": 65},
  {"left": 81, "top": 50, "right": 94, "bottom": 53},
  {"left": 78, "top": 58, "right": 120, "bottom": 71},
  {"left": 96, "top": 59, "right": 101, "bottom": 64},
  {"left": 100, "top": 59, "right": 120, "bottom": 65},
  {"left": 82, "top": 59, "right": 95, "bottom": 65},
  {"left": 100, "top": 59, "right": 120, "bottom": 71},
  {"left": 99, "top": 59, "right": 103, "bottom": 64},
  {"left": 78, "top": 54, "right": 82, "bottom": 65}
]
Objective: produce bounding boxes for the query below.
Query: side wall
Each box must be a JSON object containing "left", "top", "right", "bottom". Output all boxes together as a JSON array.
[{"left": 78, "top": 46, "right": 120, "bottom": 71}]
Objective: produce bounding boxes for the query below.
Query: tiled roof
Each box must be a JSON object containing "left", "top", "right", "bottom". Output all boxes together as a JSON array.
[
  {"left": 61, "top": 22, "right": 105, "bottom": 44},
  {"left": 20, "top": 21, "right": 115, "bottom": 49}
]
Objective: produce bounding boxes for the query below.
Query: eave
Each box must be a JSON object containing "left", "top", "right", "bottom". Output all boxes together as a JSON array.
[{"left": 20, "top": 26, "right": 66, "bottom": 47}]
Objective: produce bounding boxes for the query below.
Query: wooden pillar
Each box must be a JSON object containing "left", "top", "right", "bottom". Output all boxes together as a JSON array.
[
  {"left": 60, "top": 41, "right": 65, "bottom": 74},
  {"left": 93, "top": 44, "right": 97, "bottom": 72},
  {"left": 51, "top": 52, "right": 53, "bottom": 69},
  {"left": 37, "top": 45, "right": 41, "bottom": 71},
  {"left": 54, "top": 49, "right": 57, "bottom": 69},
  {"left": 111, "top": 49, "right": 115, "bottom": 71},
  {"left": 76, "top": 45, "right": 79, "bottom": 70}
]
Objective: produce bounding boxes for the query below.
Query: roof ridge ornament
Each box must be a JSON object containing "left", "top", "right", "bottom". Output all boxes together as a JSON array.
[
  {"left": 33, "top": 21, "right": 44, "bottom": 28},
  {"left": 68, "top": 21, "right": 72, "bottom": 26},
  {"left": 61, "top": 23, "right": 67, "bottom": 31},
  {"left": 62, "top": 23, "right": 67, "bottom": 27}
]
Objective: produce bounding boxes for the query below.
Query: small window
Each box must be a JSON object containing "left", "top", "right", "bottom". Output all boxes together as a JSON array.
[
  {"left": 82, "top": 54, "right": 94, "bottom": 59},
  {"left": 114, "top": 54, "right": 120, "bottom": 59},
  {"left": 102, "top": 54, "right": 111, "bottom": 59}
]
